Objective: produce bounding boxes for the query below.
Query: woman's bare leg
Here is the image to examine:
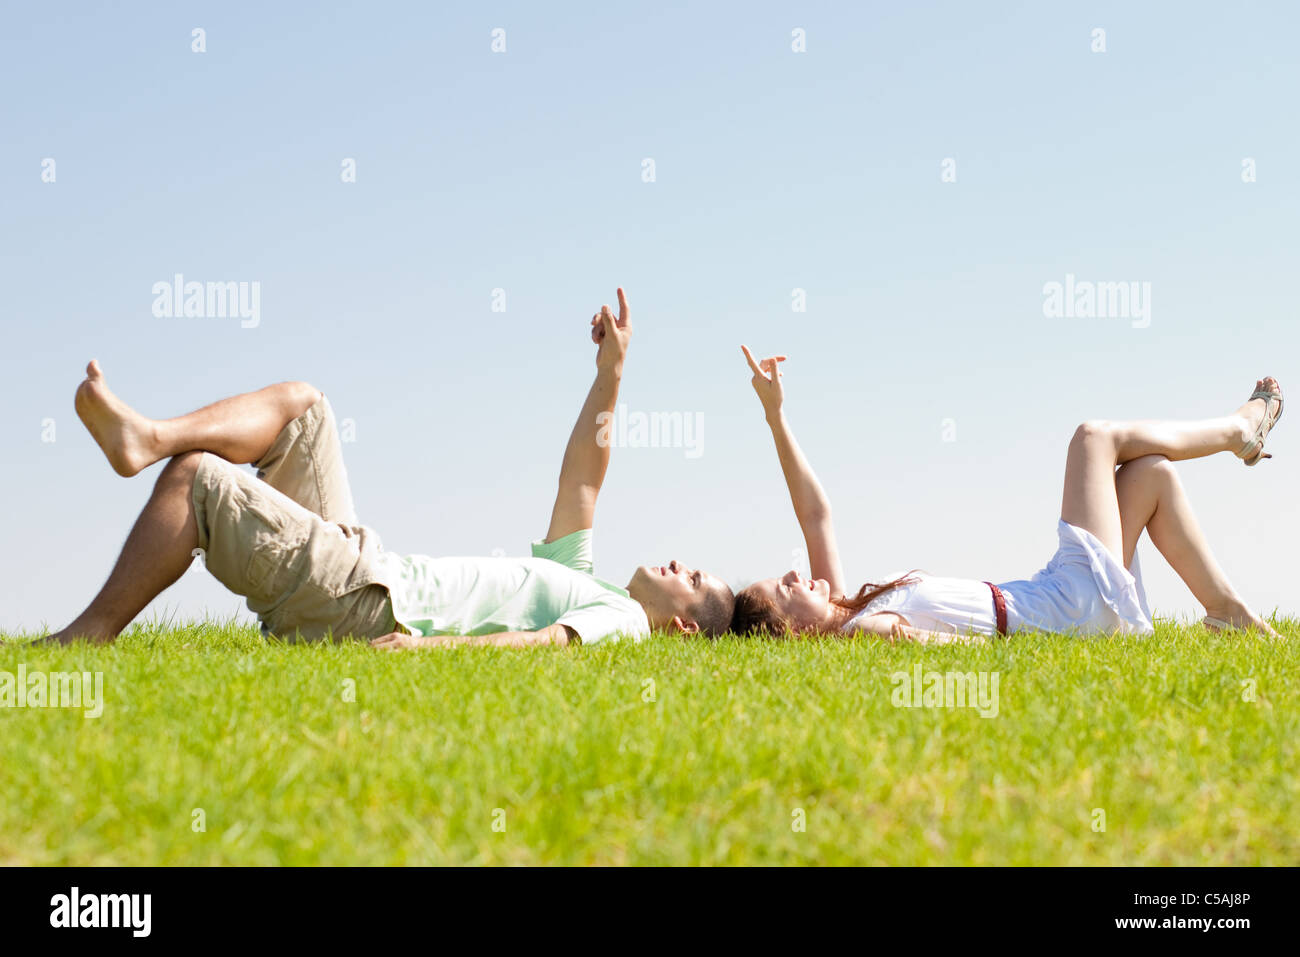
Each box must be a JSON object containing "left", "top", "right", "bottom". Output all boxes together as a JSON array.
[
  {"left": 1111, "top": 377, "right": 1279, "bottom": 464},
  {"left": 74, "top": 360, "right": 320, "bottom": 476},
  {"left": 46, "top": 452, "right": 205, "bottom": 644},
  {"left": 1061, "top": 377, "right": 1279, "bottom": 560},
  {"left": 1115, "top": 455, "right": 1278, "bottom": 636}
]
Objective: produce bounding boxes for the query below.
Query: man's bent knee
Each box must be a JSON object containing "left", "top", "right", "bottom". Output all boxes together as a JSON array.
[
  {"left": 283, "top": 381, "right": 322, "bottom": 417},
  {"left": 159, "top": 450, "right": 204, "bottom": 487}
]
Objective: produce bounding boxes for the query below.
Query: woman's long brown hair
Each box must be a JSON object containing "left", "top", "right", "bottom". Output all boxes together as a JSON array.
[
  {"left": 832, "top": 571, "right": 922, "bottom": 617},
  {"left": 730, "top": 571, "right": 921, "bottom": 637}
]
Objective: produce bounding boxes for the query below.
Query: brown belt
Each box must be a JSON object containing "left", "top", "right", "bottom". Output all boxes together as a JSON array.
[{"left": 984, "top": 581, "right": 1008, "bottom": 637}]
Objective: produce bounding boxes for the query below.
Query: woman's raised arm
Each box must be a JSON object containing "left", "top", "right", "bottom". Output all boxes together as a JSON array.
[{"left": 741, "top": 345, "right": 847, "bottom": 598}]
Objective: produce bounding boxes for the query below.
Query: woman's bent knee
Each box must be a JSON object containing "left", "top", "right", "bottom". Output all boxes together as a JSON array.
[
  {"left": 1117, "top": 454, "right": 1179, "bottom": 491},
  {"left": 1070, "top": 420, "right": 1117, "bottom": 455}
]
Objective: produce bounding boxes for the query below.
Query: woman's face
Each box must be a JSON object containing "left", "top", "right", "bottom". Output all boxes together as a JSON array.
[{"left": 750, "top": 570, "right": 835, "bottom": 631}]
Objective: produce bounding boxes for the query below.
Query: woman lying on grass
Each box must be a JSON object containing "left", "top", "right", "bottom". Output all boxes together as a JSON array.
[{"left": 731, "top": 345, "right": 1284, "bottom": 643}]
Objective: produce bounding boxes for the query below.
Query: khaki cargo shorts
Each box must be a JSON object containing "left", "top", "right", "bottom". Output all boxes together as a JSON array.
[{"left": 190, "top": 396, "right": 398, "bottom": 641}]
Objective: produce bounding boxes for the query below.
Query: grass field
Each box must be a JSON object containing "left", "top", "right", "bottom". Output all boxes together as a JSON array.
[{"left": 1, "top": 619, "right": 1296, "bottom": 865}]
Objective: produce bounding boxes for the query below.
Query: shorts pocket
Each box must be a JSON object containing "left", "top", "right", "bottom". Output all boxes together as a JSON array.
[
  {"left": 247, "top": 541, "right": 286, "bottom": 592},
  {"left": 239, "top": 487, "right": 288, "bottom": 534},
  {"left": 300, "top": 524, "right": 365, "bottom": 599},
  {"left": 237, "top": 495, "right": 308, "bottom": 605},
  {"left": 244, "top": 537, "right": 306, "bottom": 609}
]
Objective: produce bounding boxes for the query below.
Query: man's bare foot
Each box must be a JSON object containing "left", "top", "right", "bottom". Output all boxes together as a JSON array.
[
  {"left": 36, "top": 626, "right": 116, "bottom": 646},
  {"left": 74, "top": 360, "right": 160, "bottom": 477}
]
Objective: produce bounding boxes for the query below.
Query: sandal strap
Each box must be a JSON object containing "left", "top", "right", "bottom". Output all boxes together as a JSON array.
[{"left": 1238, "top": 384, "right": 1284, "bottom": 462}]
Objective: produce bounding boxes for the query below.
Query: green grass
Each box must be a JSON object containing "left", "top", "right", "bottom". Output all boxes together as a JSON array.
[{"left": 1, "top": 619, "right": 1297, "bottom": 865}]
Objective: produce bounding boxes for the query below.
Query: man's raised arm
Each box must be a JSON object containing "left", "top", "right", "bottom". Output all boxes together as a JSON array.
[{"left": 544, "top": 287, "right": 632, "bottom": 543}]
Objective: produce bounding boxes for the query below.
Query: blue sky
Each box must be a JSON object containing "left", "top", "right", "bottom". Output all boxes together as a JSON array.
[{"left": 2, "top": 1, "right": 1297, "bottom": 632}]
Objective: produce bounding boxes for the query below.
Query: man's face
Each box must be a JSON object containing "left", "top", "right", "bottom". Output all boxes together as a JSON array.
[{"left": 627, "top": 560, "right": 725, "bottom": 632}]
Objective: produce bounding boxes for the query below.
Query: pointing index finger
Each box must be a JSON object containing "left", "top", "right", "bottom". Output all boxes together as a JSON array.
[
  {"left": 741, "top": 344, "right": 763, "bottom": 377},
  {"left": 616, "top": 287, "right": 629, "bottom": 325}
]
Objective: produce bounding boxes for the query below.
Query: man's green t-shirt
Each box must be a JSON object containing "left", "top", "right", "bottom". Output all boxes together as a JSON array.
[{"left": 377, "top": 529, "right": 650, "bottom": 644}]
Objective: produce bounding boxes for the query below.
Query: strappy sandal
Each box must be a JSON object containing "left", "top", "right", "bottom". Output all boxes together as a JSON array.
[
  {"left": 1203, "top": 615, "right": 1283, "bottom": 640},
  {"left": 1237, "top": 380, "right": 1283, "bottom": 466}
]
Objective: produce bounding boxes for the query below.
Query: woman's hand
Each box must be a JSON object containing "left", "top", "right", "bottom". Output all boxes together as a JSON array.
[
  {"left": 591, "top": 288, "right": 632, "bottom": 374},
  {"left": 886, "top": 621, "right": 987, "bottom": 646},
  {"left": 741, "top": 344, "right": 787, "bottom": 422}
]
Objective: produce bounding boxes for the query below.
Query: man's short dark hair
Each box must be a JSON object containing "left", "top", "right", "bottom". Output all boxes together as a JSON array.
[{"left": 692, "top": 582, "right": 735, "bottom": 638}]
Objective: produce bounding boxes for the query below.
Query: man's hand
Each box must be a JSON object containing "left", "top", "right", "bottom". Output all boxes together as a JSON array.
[
  {"left": 742, "top": 344, "right": 787, "bottom": 422},
  {"left": 370, "top": 625, "right": 577, "bottom": 649},
  {"left": 591, "top": 287, "right": 631, "bottom": 373},
  {"left": 370, "top": 631, "right": 427, "bottom": 649}
]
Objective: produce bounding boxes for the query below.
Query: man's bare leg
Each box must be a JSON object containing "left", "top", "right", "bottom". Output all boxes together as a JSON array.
[
  {"left": 46, "top": 453, "right": 204, "bottom": 644},
  {"left": 75, "top": 360, "right": 320, "bottom": 476}
]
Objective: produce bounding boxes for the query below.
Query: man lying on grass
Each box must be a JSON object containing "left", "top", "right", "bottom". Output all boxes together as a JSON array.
[{"left": 45, "top": 287, "right": 734, "bottom": 648}]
